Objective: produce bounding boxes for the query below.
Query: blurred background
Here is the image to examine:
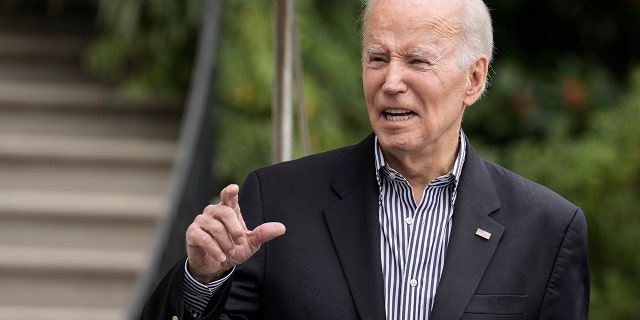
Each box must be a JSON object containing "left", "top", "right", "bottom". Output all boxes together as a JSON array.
[{"left": 0, "top": 0, "right": 638, "bottom": 319}]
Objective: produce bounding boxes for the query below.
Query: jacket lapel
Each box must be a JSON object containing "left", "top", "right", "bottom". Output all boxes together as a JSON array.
[
  {"left": 323, "top": 134, "right": 387, "bottom": 320},
  {"left": 430, "top": 140, "right": 504, "bottom": 320},
  {"left": 321, "top": 134, "right": 504, "bottom": 320}
]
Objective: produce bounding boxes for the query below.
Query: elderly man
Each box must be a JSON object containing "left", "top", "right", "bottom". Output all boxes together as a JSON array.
[{"left": 142, "top": 0, "right": 590, "bottom": 319}]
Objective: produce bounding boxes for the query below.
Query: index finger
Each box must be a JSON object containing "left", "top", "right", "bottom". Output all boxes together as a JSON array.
[
  {"left": 220, "top": 184, "right": 240, "bottom": 209},
  {"left": 217, "top": 184, "right": 246, "bottom": 242}
]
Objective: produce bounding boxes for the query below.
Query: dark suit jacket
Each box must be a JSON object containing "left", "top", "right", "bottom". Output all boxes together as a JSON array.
[{"left": 142, "top": 133, "right": 589, "bottom": 320}]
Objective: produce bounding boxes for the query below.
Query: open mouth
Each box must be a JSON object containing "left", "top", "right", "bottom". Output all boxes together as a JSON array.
[{"left": 384, "top": 108, "right": 415, "bottom": 121}]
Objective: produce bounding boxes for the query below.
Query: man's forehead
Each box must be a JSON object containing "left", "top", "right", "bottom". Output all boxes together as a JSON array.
[
  {"left": 364, "top": 0, "right": 463, "bottom": 34},
  {"left": 365, "top": 0, "right": 463, "bottom": 17},
  {"left": 363, "top": 11, "right": 462, "bottom": 44}
]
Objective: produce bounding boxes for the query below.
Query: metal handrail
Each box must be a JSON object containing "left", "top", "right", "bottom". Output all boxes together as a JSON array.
[{"left": 125, "top": 0, "right": 222, "bottom": 318}]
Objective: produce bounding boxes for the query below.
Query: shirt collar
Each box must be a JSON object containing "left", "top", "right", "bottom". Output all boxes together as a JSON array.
[{"left": 374, "top": 129, "right": 467, "bottom": 188}]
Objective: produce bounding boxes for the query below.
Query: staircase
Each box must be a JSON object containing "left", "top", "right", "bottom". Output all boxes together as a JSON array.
[{"left": 0, "top": 4, "right": 183, "bottom": 319}]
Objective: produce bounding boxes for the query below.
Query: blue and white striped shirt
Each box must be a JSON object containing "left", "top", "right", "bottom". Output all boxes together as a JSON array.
[
  {"left": 183, "top": 259, "right": 232, "bottom": 318},
  {"left": 375, "top": 131, "right": 466, "bottom": 320}
]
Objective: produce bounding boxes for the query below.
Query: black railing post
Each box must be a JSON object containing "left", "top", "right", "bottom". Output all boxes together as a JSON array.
[{"left": 125, "top": 0, "right": 223, "bottom": 318}]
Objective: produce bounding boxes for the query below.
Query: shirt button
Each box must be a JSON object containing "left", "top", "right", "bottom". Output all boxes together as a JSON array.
[
  {"left": 409, "top": 279, "right": 418, "bottom": 287},
  {"left": 405, "top": 217, "right": 414, "bottom": 225}
]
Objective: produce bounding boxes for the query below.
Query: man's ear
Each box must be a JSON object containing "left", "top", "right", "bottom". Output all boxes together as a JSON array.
[{"left": 463, "top": 55, "right": 489, "bottom": 107}]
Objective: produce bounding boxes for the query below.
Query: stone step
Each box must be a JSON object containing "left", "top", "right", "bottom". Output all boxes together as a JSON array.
[
  {"left": 0, "top": 245, "right": 146, "bottom": 275},
  {"left": 0, "top": 78, "right": 182, "bottom": 110},
  {"left": 0, "top": 190, "right": 162, "bottom": 251},
  {"left": 0, "top": 28, "right": 88, "bottom": 62},
  {"left": 0, "top": 59, "right": 93, "bottom": 83},
  {"left": 0, "top": 306, "right": 122, "bottom": 320},
  {"left": 0, "top": 213, "right": 158, "bottom": 251},
  {"left": 0, "top": 105, "right": 181, "bottom": 139},
  {"left": 0, "top": 190, "right": 163, "bottom": 221},
  {"left": 0, "top": 246, "right": 142, "bottom": 309},
  {"left": 0, "top": 161, "right": 171, "bottom": 194},
  {"left": 0, "top": 133, "right": 176, "bottom": 165}
]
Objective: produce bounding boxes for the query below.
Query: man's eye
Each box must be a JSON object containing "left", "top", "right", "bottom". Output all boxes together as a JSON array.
[
  {"left": 410, "top": 59, "right": 429, "bottom": 65},
  {"left": 368, "top": 56, "right": 387, "bottom": 68}
]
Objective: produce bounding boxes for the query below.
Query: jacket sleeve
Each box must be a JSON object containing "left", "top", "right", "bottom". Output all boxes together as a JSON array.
[
  {"left": 538, "top": 208, "right": 590, "bottom": 319},
  {"left": 139, "top": 258, "right": 235, "bottom": 320},
  {"left": 139, "top": 259, "right": 193, "bottom": 320}
]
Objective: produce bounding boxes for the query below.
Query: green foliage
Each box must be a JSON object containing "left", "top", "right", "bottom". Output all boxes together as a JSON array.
[
  {"left": 465, "top": 56, "right": 621, "bottom": 147},
  {"left": 213, "top": 0, "right": 367, "bottom": 187},
  {"left": 506, "top": 67, "right": 640, "bottom": 319},
  {"left": 87, "top": 0, "right": 203, "bottom": 96}
]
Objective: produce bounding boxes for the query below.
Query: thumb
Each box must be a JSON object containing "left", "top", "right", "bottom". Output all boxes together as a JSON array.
[{"left": 248, "top": 222, "right": 286, "bottom": 247}]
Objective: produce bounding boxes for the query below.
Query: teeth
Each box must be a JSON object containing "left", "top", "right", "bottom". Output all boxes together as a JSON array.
[
  {"left": 384, "top": 108, "right": 413, "bottom": 121},
  {"left": 386, "top": 114, "right": 413, "bottom": 121},
  {"left": 385, "top": 108, "right": 410, "bottom": 115}
]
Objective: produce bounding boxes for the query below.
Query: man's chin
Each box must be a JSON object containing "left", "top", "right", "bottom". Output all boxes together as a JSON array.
[{"left": 377, "top": 135, "right": 417, "bottom": 153}]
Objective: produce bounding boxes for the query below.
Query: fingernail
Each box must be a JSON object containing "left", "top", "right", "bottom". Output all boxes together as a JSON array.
[{"left": 218, "top": 254, "right": 227, "bottom": 262}]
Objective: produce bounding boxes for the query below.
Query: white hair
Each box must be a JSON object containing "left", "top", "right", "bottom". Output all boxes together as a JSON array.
[{"left": 361, "top": 0, "right": 494, "bottom": 71}]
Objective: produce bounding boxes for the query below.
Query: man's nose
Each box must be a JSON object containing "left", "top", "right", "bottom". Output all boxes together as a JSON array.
[{"left": 382, "top": 61, "right": 408, "bottom": 94}]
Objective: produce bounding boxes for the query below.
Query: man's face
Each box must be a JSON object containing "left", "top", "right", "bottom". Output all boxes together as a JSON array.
[{"left": 362, "top": 0, "right": 475, "bottom": 157}]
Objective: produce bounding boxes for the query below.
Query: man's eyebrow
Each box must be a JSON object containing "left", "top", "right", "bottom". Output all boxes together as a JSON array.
[
  {"left": 407, "top": 50, "right": 430, "bottom": 57},
  {"left": 365, "top": 47, "right": 385, "bottom": 55}
]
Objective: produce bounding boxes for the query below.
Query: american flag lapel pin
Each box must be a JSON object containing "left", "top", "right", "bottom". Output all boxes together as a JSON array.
[{"left": 475, "top": 228, "right": 491, "bottom": 240}]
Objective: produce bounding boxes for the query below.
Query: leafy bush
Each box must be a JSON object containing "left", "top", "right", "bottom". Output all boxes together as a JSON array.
[
  {"left": 211, "top": 0, "right": 367, "bottom": 186},
  {"left": 465, "top": 56, "right": 622, "bottom": 147},
  {"left": 87, "top": 0, "right": 203, "bottom": 95},
  {"left": 506, "top": 67, "right": 640, "bottom": 319}
]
